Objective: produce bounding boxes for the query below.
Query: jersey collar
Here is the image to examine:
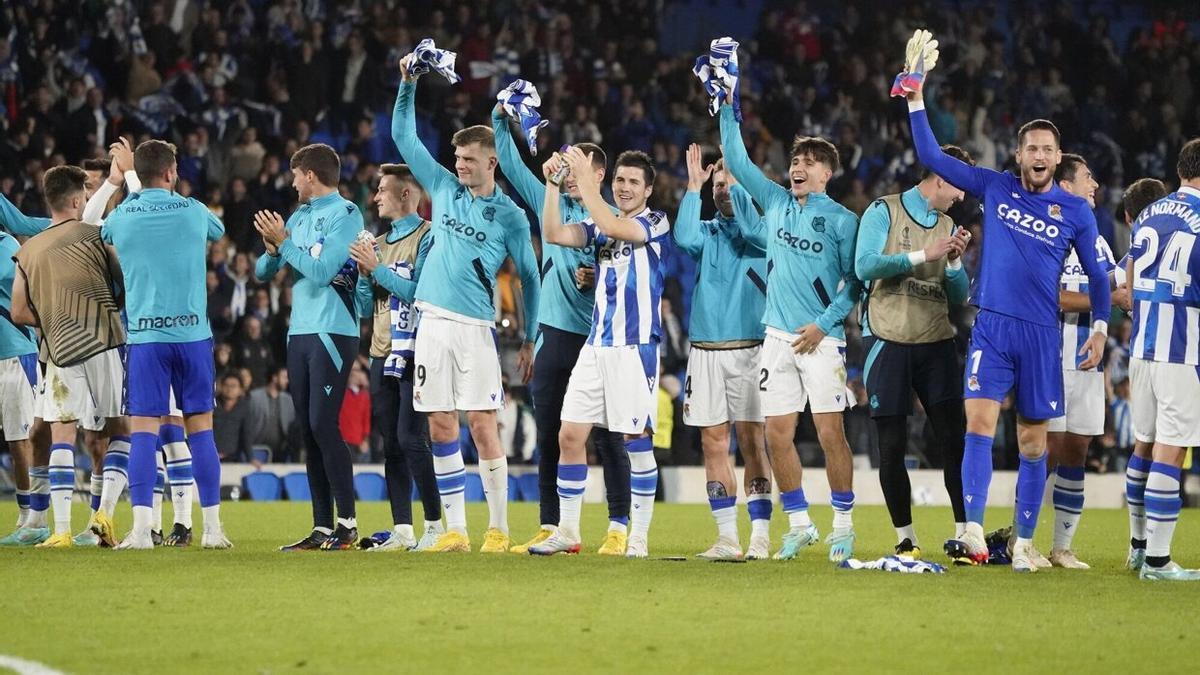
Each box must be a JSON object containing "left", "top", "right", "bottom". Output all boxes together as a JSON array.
[
  {"left": 308, "top": 191, "right": 341, "bottom": 208},
  {"left": 901, "top": 186, "right": 938, "bottom": 227},
  {"left": 1179, "top": 186, "right": 1200, "bottom": 199},
  {"left": 388, "top": 213, "right": 424, "bottom": 243}
]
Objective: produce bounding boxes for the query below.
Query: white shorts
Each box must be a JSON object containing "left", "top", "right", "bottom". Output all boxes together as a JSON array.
[
  {"left": 1130, "top": 358, "right": 1200, "bottom": 447},
  {"left": 1048, "top": 369, "right": 1105, "bottom": 436},
  {"left": 759, "top": 332, "right": 850, "bottom": 416},
  {"left": 36, "top": 348, "right": 124, "bottom": 431},
  {"left": 0, "top": 356, "right": 37, "bottom": 441},
  {"left": 561, "top": 343, "right": 659, "bottom": 435},
  {"left": 412, "top": 313, "right": 504, "bottom": 412},
  {"left": 683, "top": 345, "right": 763, "bottom": 426}
]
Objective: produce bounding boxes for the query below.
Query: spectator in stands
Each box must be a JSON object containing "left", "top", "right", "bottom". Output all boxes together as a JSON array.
[
  {"left": 232, "top": 316, "right": 273, "bottom": 389},
  {"left": 214, "top": 373, "right": 254, "bottom": 463},
  {"left": 249, "top": 366, "right": 297, "bottom": 464},
  {"left": 339, "top": 360, "right": 371, "bottom": 463}
]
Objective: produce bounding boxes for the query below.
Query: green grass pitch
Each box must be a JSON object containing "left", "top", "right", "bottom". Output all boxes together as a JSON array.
[{"left": 1, "top": 502, "right": 1198, "bottom": 674}]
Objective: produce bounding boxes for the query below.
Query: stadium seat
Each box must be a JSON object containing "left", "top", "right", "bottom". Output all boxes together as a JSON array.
[
  {"left": 242, "top": 472, "right": 282, "bottom": 501},
  {"left": 465, "top": 472, "right": 485, "bottom": 502},
  {"left": 353, "top": 472, "right": 387, "bottom": 501},
  {"left": 251, "top": 445, "right": 272, "bottom": 464},
  {"left": 283, "top": 472, "right": 311, "bottom": 501},
  {"left": 518, "top": 473, "right": 541, "bottom": 502},
  {"left": 508, "top": 474, "right": 519, "bottom": 499}
]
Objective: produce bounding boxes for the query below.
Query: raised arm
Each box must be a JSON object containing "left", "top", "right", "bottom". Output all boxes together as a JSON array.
[
  {"left": 673, "top": 191, "right": 707, "bottom": 259},
  {"left": 540, "top": 155, "right": 589, "bottom": 248},
  {"left": 563, "top": 146, "right": 653, "bottom": 243},
  {"left": 729, "top": 184, "right": 766, "bottom": 249},
  {"left": 492, "top": 105, "right": 547, "bottom": 214},
  {"left": 718, "top": 104, "right": 790, "bottom": 210},
  {"left": 278, "top": 208, "right": 362, "bottom": 286},
  {"left": 204, "top": 203, "right": 225, "bottom": 241},
  {"left": 814, "top": 215, "right": 862, "bottom": 336},
  {"left": 391, "top": 64, "right": 455, "bottom": 196},
  {"left": 906, "top": 97, "right": 996, "bottom": 198},
  {"left": 0, "top": 193, "right": 49, "bottom": 236},
  {"left": 945, "top": 258, "right": 969, "bottom": 305}
]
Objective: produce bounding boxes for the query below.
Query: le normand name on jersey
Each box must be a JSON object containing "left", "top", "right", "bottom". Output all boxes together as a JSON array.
[{"left": 1138, "top": 197, "right": 1200, "bottom": 231}]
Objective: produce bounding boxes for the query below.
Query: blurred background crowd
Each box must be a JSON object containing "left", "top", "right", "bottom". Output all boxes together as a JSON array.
[{"left": 1, "top": 0, "right": 1197, "bottom": 475}]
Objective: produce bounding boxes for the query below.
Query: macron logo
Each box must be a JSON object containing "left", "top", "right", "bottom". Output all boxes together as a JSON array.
[
  {"left": 324, "top": 385, "right": 333, "bottom": 396},
  {"left": 1023, "top": 510, "right": 1032, "bottom": 519},
  {"left": 965, "top": 495, "right": 973, "bottom": 503},
  {"left": 1050, "top": 401, "right": 1058, "bottom": 411}
]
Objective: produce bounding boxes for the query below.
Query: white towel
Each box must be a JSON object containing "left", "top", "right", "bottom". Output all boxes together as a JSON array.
[
  {"left": 497, "top": 79, "right": 549, "bottom": 155},
  {"left": 693, "top": 37, "right": 741, "bottom": 122},
  {"left": 408, "top": 38, "right": 461, "bottom": 84},
  {"left": 839, "top": 556, "right": 947, "bottom": 574}
]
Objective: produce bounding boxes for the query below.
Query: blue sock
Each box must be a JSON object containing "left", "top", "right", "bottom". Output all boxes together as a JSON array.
[
  {"left": 187, "top": 430, "right": 222, "bottom": 508},
  {"left": 432, "top": 440, "right": 467, "bottom": 532},
  {"left": 29, "top": 466, "right": 50, "bottom": 513},
  {"left": 1126, "top": 454, "right": 1152, "bottom": 542},
  {"left": 161, "top": 424, "right": 193, "bottom": 489},
  {"left": 830, "top": 490, "right": 854, "bottom": 530},
  {"left": 1145, "top": 462, "right": 1183, "bottom": 561},
  {"left": 610, "top": 516, "right": 629, "bottom": 526},
  {"left": 1014, "top": 452, "right": 1048, "bottom": 539},
  {"left": 16, "top": 491, "right": 30, "bottom": 511},
  {"left": 128, "top": 432, "right": 159, "bottom": 508},
  {"left": 746, "top": 494, "right": 773, "bottom": 522},
  {"left": 779, "top": 487, "right": 812, "bottom": 529},
  {"left": 961, "top": 432, "right": 993, "bottom": 524}
]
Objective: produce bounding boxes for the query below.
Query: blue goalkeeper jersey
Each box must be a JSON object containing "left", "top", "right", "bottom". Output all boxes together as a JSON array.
[
  {"left": 0, "top": 233, "right": 36, "bottom": 359},
  {"left": 392, "top": 81, "right": 541, "bottom": 340},
  {"left": 493, "top": 108, "right": 598, "bottom": 337},
  {"left": 102, "top": 188, "right": 224, "bottom": 344},
  {"left": 719, "top": 105, "right": 861, "bottom": 339},
  {"left": 0, "top": 193, "right": 49, "bottom": 236},
  {"left": 908, "top": 103, "right": 1111, "bottom": 328},
  {"left": 1129, "top": 186, "right": 1200, "bottom": 365},
  {"left": 674, "top": 188, "right": 767, "bottom": 342},
  {"left": 254, "top": 191, "right": 364, "bottom": 338}
]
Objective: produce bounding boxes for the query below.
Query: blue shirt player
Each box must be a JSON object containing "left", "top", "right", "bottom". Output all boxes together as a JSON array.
[
  {"left": 253, "top": 143, "right": 364, "bottom": 551},
  {"left": 393, "top": 55, "right": 541, "bottom": 554},
  {"left": 1124, "top": 138, "right": 1200, "bottom": 581},
  {"left": 491, "top": 106, "right": 633, "bottom": 555},
  {"left": 675, "top": 144, "right": 775, "bottom": 561},
  {"left": 720, "top": 97, "right": 862, "bottom": 564},
  {"left": 101, "top": 140, "right": 230, "bottom": 550},
  {"left": 0, "top": 231, "right": 39, "bottom": 546},
  {"left": 897, "top": 29, "right": 1111, "bottom": 571}
]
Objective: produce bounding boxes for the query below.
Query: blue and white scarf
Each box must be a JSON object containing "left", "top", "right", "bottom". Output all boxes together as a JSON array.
[
  {"left": 839, "top": 556, "right": 947, "bottom": 574},
  {"left": 384, "top": 262, "right": 420, "bottom": 380},
  {"left": 693, "top": 37, "right": 741, "bottom": 122},
  {"left": 496, "top": 79, "right": 549, "bottom": 155},
  {"left": 409, "top": 38, "right": 461, "bottom": 84}
]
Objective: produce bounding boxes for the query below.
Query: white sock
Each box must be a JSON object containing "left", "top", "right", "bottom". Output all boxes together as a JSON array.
[
  {"left": 1145, "top": 466, "right": 1182, "bottom": 560},
  {"left": 556, "top": 464, "right": 587, "bottom": 540},
  {"left": 1016, "top": 536, "right": 1033, "bottom": 550},
  {"left": 896, "top": 524, "right": 917, "bottom": 546},
  {"left": 830, "top": 490, "right": 854, "bottom": 531},
  {"left": 787, "top": 510, "right": 812, "bottom": 529},
  {"left": 608, "top": 521, "right": 627, "bottom": 534},
  {"left": 152, "top": 450, "right": 166, "bottom": 532},
  {"left": 314, "top": 526, "right": 333, "bottom": 536},
  {"left": 425, "top": 519, "right": 444, "bottom": 533},
  {"left": 954, "top": 522, "right": 966, "bottom": 539},
  {"left": 479, "top": 457, "right": 509, "bottom": 534},
  {"left": 1051, "top": 466, "right": 1085, "bottom": 551},
  {"left": 393, "top": 523, "right": 415, "bottom": 541},
  {"left": 432, "top": 442, "right": 468, "bottom": 534},
  {"left": 710, "top": 497, "right": 738, "bottom": 543},
  {"left": 627, "top": 440, "right": 657, "bottom": 538},
  {"left": 16, "top": 489, "right": 30, "bottom": 528},
  {"left": 163, "top": 438, "right": 194, "bottom": 528},
  {"left": 28, "top": 467, "right": 49, "bottom": 529},
  {"left": 89, "top": 472, "right": 103, "bottom": 517},
  {"left": 337, "top": 516, "right": 357, "bottom": 530},
  {"left": 49, "top": 445, "right": 74, "bottom": 535},
  {"left": 746, "top": 493, "right": 772, "bottom": 539},
  {"left": 132, "top": 504, "right": 153, "bottom": 538},
  {"left": 202, "top": 505, "right": 222, "bottom": 533},
  {"left": 100, "top": 437, "right": 130, "bottom": 517}
]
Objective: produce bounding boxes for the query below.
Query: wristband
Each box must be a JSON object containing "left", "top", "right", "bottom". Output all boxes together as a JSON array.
[
  {"left": 1092, "top": 320, "right": 1109, "bottom": 335},
  {"left": 906, "top": 250, "right": 927, "bottom": 266}
]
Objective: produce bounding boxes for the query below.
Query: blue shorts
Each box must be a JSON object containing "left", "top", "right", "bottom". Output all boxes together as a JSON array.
[
  {"left": 125, "top": 339, "right": 215, "bottom": 417},
  {"left": 964, "top": 310, "right": 1063, "bottom": 420}
]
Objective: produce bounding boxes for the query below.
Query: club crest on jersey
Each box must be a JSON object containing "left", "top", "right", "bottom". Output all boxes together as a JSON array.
[
  {"left": 1048, "top": 204, "right": 1063, "bottom": 222},
  {"left": 482, "top": 206, "right": 496, "bottom": 222},
  {"left": 869, "top": 394, "right": 879, "bottom": 409},
  {"left": 967, "top": 375, "right": 981, "bottom": 392},
  {"left": 811, "top": 216, "right": 826, "bottom": 233},
  {"left": 316, "top": 217, "right": 326, "bottom": 232}
]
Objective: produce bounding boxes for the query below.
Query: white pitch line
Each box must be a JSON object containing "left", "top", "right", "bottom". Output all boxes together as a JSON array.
[{"left": 0, "top": 655, "right": 68, "bottom": 675}]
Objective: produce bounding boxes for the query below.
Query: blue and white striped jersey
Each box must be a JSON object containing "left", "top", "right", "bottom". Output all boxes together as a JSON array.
[
  {"left": 1059, "top": 240, "right": 1117, "bottom": 370},
  {"left": 1130, "top": 186, "right": 1200, "bottom": 365},
  {"left": 582, "top": 207, "right": 671, "bottom": 347}
]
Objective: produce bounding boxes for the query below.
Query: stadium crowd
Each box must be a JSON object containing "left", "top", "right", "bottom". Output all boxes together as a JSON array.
[{"left": 0, "top": 0, "right": 1196, "bottom": 476}]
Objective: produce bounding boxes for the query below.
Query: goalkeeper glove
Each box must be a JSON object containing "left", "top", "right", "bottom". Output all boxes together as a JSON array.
[{"left": 890, "top": 29, "right": 940, "bottom": 98}]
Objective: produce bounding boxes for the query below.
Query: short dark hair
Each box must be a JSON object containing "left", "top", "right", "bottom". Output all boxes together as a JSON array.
[
  {"left": 1122, "top": 177, "right": 1169, "bottom": 221},
  {"left": 922, "top": 145, "right": 975, "bottom": 180},
  {"left": 379, "top": 163, "right": 421, "bottom": 191},
  {"left": 451, "top": 125, "right": 495, "bottom": 150},
  {"left": 575, "top": 142, "right": 607, "bottom": 171},
  {"left": 1016, "top": 119, "right": 1061, "bottom": 148},
  {"left": 1178, "top": 138, "right": 1200, "bottom": 181},
  {"left": 42, "top": 165, "right": 87, "bottom": 212},
  {"left": 614, "top": 150, "right": 655, "bottom": 185},
  {"left": 133, "top": 139, "right": 178, "bottom": 184},
  {"left": 790, "top": 136, "right": 840, "bottom": 173},
  {"left": 81, "top": 158, "right": 112, "bottom": 174},
  {"left": 1055, "top": 153, "right": 1088, "bottom": 183},
  {"left": 291, "top": 143, "right": 341, "bottom": 187}
]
